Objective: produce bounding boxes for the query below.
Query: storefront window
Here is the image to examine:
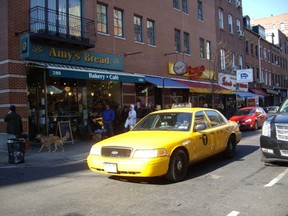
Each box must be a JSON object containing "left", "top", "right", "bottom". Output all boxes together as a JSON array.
[{"left": 27, "top": 68, "right": 122, "bottom": 139}]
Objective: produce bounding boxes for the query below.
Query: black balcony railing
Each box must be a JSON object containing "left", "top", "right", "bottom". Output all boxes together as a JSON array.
[{"left": 29, "top": 6, "right": 96, "bottom": 49}]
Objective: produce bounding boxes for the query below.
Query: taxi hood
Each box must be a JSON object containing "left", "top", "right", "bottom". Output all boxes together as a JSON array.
[{"left": 96, "top": 131, "right": 189, "bottom": 148}]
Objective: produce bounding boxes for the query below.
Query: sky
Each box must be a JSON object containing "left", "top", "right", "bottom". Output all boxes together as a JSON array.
[{"left": 242, "top": 0, "right": 288, "bottom": 19}]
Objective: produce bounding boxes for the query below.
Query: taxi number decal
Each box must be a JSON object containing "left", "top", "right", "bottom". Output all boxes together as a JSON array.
[{"left": 202, "top": 134, "right": 208, "bottom": 145}]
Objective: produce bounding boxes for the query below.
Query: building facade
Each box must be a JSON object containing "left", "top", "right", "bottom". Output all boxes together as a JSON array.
[
  {"left": 244, "top": 15, "right": 288, "bottom": 106},
  {"left": 1, "top": 0, "right": 265, "bottom": 146}
]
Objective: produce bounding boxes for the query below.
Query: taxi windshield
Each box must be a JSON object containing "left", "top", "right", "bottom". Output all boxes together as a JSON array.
[{"left": 132, "top": 112, "right": 192, "bottom": 132}]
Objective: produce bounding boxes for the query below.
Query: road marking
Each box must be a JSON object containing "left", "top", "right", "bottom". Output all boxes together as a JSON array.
[
  {"left": 227, "top": 211, "right": 240, "bottom": 216},
  {"left": 265, "top": 168, "right": 288, "bottom": 187}
]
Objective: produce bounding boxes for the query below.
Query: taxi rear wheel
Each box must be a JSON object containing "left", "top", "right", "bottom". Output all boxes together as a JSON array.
[
  {"left": 224, "top": 136, "right": 236, "bottom": 158},
  {"left": 165, "top": 149, "right": 188, "bottom": 182}
]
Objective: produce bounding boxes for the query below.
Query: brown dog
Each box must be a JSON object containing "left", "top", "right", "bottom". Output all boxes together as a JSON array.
[{"left": 36, "top": 132, "right": 70, "bottom": 152}]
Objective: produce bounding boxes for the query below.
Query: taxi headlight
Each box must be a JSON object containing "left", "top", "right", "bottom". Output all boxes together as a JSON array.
[
  {"left": 133, "top": 148, "right": 168, "bottom": 158},
  {"left": 262, "top": 121, "right": 271, "bottom": 137},
  {"left": 89, "top": 145, "right": 101, "bottom": 155}
]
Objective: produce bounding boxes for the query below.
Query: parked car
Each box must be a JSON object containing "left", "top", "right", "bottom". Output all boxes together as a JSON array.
[
  {"left": 260, "top": 99, "right": 288, "bottom": 163},
  {"left": 264, "top": 106, "right": 279, "bottom": 117},
  {"left": 229, "top": 107, "right": 267, "bottom": 130},
  {"left": 87, "top": 107, "right": 241, "bottom": 183}
]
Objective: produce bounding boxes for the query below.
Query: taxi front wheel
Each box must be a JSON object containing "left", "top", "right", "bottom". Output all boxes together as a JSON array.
[{"left": 165, "top": 149, "right": 188, "bottom": 182}]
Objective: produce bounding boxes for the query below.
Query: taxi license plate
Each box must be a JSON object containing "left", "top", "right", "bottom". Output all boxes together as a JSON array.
[
  {"left": 104, "top": 163, "right": 117, "bottom": 173},
  {"left": 280, "top": 150, "right": 288, "bottom": 157}
]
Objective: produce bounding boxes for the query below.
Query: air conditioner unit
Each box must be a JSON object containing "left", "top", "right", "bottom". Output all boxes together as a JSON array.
[
  {"left": 236, "top": 0, "right": 241, "bottom": 8},
  {"left": 237, "top": 30, "right": 244, "bottom": 37}
]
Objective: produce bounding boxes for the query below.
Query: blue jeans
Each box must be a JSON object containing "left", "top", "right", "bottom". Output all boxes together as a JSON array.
[{"left": 104, "top": 122, "right": 113, "bottom": 137}]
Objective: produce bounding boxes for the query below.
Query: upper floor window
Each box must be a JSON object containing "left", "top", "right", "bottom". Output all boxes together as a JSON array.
[
  {"left": 97, "top": 2, "right": 108, "bottom": 34},
  {"left": 250, "top": 42, "right": 254, "bottom": 55},
  {"left": 200, "top": 38, "right": 205, "bottom": 58},
  {"left": 147, "top": 19, "right": 156, "bottom": 46},
  {"left": 228, "top": 14, "right": 233, "bottom": 33},
  {"left": 198, "top": 1, "right": 203, "bottom": 21},
  {"left": 220, "top": 49, "right": 226, "bottom": 70},
  {"left": 173, "top": 0, "right": 180, "bottom": 9},
  {"left": 219, "top": 8, "right": 224, "bottom": 29},
  {"left": 182, "top": 0, "right": 188, "bottom": 13},
  {"left": 114, "top": 8, "right": 124, "bottom": 38},
  {"left": 134, "top": 15, "right": 143, "bottom": 42},
  {"left": 183, "top": 32, "right": 190, "bottom": 54},
  {"left": 245, "top": 40, "right": 248, "bottom": 53},
  {"left": 238, "top": 55, "right": 243, "bottom": 69},
  {"left": 175, "top": 29, "right": 181, "bottom": 52},
  {"left": 230, "top": 52, "right": 235, "bottom": 67},
  {"left": 236, "top": 19, "right": 241, "bottom": 32},
  {"left": 206, "top": 40, "right": 211, "bottom": 60}
]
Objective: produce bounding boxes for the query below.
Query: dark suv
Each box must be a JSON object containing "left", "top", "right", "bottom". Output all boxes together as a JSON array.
[{"left": 260, "top": 99, "right": 288, "bottom": 163}]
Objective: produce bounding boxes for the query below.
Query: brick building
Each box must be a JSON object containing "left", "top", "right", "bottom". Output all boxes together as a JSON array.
[
  {"left": 244, "top": 15, "right": 288, "bottom": 106},
  {"left": 0, "top": 0, "right": 256, "bottom": 147}
]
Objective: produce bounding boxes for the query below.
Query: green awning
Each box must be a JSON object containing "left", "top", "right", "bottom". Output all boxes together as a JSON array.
[{"left": 26, "top": 62, "right": 145, "bottom": 83}]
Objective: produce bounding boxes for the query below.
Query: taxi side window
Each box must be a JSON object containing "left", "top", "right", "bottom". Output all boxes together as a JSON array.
[
  {"left": 205, "top": 110, "right": 226, "bottom": 127},
  {"left": 194, "top": 111, "right": 209, "bottom": 131}
]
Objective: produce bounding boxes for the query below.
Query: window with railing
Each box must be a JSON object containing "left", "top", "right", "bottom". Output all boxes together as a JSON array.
[{"left": 29, "top": 0, "right": 95, "bottom": 46}]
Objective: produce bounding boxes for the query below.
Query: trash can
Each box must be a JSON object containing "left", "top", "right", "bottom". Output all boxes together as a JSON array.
[{"left": 7, "top": 139, "right": 25, "bottom": 164}]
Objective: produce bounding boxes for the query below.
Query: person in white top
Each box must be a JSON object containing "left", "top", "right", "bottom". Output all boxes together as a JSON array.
[{"left": 124, "top": 104, "right": 137, "bottom": 130}]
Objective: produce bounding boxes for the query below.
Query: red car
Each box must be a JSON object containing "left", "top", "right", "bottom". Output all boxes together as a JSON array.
[{"left": 229, "top": 107, "right": 267, "bottom": 130}]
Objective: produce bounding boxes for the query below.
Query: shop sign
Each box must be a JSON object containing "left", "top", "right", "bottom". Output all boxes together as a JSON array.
[
  {"left": 48, "top": 69, "right": 145, "bottom": 83},
  {"left": 218, "top": 73, "right": 248, "bottom": 91},
  {"left": 236, "top": 69, "right": 253, "bottom": 83},
  {"left": 168, "top": 62, "right": 214, "bottom": 80},
  {"left": 20, "top": 33, "right": 123, "bottom": 71}
]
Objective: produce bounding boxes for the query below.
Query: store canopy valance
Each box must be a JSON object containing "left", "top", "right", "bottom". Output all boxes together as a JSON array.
[
  {"left": 177, "top": 80, "right": 232, "bottom": 94},
  {"left": 25, "top": 61, "right": 145, "bottom": 83},
  {"left": 145, "top": 76, "right": 190, "bottom": 89},
  {"left": 250, "top": 88, "right": 268, "bottom": 97},
  {"left": 233, "top": 91, "right": 264, "bottom": 99}
]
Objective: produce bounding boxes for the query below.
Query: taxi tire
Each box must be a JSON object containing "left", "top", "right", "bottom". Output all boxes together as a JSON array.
[
  {"left": 224, "top": 136, "right": 236, "bottom": 158},
  {"left": 165, "top": 149, "right": 188, "bottom": 182}
]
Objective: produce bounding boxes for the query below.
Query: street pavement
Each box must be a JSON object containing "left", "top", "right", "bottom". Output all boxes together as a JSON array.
[{"left": 0, "top": 139, "right": 95, "bottom": 168}]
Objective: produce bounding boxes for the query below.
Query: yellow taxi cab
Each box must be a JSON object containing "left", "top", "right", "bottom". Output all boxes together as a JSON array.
[{"left": 87, "top": 107, "right": 241, "bottom": 182}]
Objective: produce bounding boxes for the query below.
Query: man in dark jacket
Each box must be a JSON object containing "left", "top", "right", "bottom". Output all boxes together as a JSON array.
[
  {"left": 102, "top": 104, "right": 115, "bottom": 137},
  {"left": 4, "top": 105, "right": 23, "bottom": 139}
]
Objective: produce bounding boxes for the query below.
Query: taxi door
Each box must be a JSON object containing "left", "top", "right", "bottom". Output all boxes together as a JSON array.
[
  {"left": 189, "top": 111, "right": 214, "bottom": 161},
  {"left": 204, "top": 110, "right": 230, "bottom": 153}
]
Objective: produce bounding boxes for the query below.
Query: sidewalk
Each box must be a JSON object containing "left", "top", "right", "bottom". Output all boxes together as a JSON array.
[{"left": 0, "top": 140, "right": 95, "bottom": 168}]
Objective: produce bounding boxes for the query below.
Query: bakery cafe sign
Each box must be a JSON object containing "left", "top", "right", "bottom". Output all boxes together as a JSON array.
[{"left": 169, "top": 61, "right": 212, "bottom": 80}]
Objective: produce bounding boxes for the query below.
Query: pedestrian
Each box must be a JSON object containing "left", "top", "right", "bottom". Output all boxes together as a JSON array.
[
  {"left": 89, "top": 117, "right": 107, "bottom": 140},
  {"left": 124, "top": 104, "right": 137, "bottom": 131},
  {"left": 102, "top": 104, "right": 115, "bottom": 137},
  {"left": 4, "top": 105, "right": 23, "bottom": 139}
]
